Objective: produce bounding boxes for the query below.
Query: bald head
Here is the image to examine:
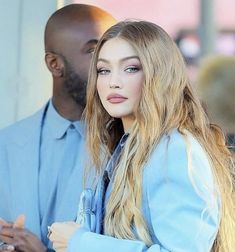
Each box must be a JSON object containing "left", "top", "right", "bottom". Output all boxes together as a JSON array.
[
  {"left": 44, "top": 4, "right": 116, "bottom": 111},
  {"left": 44, "top": 4, "right": 116, "bottom": 52}
]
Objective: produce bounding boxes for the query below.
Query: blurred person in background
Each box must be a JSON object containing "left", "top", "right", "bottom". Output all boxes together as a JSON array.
[
  {"left": 196, "top": 55, "right": 235, "bottom": 152},
  {"left": 0, "top": 4, "right": 116, "bottom": 252}
]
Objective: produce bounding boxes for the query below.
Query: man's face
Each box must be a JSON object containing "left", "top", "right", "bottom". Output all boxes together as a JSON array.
[
  {"left": 60, "top": 19, "right": 116, "bottom": 106},
  {"left": 63, "top": 58, "right": 87, "bottom": 107}
]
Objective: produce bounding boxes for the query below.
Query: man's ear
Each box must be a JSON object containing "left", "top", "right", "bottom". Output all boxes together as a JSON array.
[{"left": 45, "top": 52, "right": 64, "bottom": 77}]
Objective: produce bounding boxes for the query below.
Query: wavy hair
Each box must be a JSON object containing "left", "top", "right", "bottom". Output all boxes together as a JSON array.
[{"left": 84, "top": 21, "right": 235, "bottom": 251}]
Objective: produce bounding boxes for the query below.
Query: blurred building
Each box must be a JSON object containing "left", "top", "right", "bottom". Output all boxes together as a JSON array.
[{"left": 0, "top": 0, "right": 234, "bottom": 128}]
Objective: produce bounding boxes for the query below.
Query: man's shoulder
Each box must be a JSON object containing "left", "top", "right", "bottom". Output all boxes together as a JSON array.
[{"left": 0, "top": 104, "right": 48, "bottom": 142}]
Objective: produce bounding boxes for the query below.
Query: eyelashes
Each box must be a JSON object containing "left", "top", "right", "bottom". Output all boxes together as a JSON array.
[
  {"left": 125, "top": 66, "right": 140, "bottom": 73},
  {"left": 97, "top": 68, "right": 110, "bottom": 75},
  {"left": 97, "top": 66, "right": 141, "bottom": 75}
]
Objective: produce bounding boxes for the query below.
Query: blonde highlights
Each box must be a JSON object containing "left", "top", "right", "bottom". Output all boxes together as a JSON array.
[{"left": 85, "top": 21, "right": 235, "bottom": 250}]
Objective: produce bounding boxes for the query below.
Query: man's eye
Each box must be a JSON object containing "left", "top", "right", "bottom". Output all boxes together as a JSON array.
[
  {"left": 97, "top": 68, "right": 110, "bottom": 75},
  {"left": 87, "top": 48, "right": 95, "bottom": 54},
  {"left": 125, "top": 66, "right": 139, "bottom": 73}
]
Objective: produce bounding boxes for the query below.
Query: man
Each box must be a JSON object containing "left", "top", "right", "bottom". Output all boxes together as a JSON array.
[{"left": 0, "top": 4, "right": 116, "bottom": 251}]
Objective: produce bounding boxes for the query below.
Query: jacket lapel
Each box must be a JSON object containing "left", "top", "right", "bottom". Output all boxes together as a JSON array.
[{"left": 8, "top": 104, "right": 48, "bottom": 238}]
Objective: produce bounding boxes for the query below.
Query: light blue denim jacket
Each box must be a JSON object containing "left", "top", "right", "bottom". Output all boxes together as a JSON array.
[{"left": 68, "top": 129, "right": 220, "bottom": 252}]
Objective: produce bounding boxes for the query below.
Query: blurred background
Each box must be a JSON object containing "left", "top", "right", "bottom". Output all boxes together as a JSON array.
[{"left": 0, "top": 0, "right": 235, "bottom": 129}]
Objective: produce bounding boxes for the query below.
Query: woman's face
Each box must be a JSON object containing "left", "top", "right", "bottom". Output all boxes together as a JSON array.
[{"left": 96, "top": 38, "right": 144, "bottom": 131}]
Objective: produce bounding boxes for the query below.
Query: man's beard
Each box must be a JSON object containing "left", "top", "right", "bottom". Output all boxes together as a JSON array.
[{"left": 63, "top": 59, "right": 87, "bottom": 107}]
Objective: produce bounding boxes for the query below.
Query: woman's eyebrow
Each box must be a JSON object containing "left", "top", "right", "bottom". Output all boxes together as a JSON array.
[{"left": 97, "top": 56, "right": 139, "bottom": 64}]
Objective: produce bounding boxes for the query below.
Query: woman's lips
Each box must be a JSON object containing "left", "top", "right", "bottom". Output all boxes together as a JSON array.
[{"left": 107, "top": 94, "right": 127, "bottom": 104}]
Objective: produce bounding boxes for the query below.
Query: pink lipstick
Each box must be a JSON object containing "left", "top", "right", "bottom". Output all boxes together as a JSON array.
[{"left": 107, "top": 94, "right": 127, "bottom": 104}]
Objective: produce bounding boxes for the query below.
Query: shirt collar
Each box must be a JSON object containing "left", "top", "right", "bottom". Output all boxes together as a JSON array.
[
  {"left": 45, "top": 100, "right": 85, "bottom": 139},
  {"left": 106, "top": 133, "right": 129, "bottom": 180},
  {"left": 119, "top": 133, "right": 129, "bottom": 147},
  {"left": 72, "top": 120, "right": 86, "bottom": 138}
]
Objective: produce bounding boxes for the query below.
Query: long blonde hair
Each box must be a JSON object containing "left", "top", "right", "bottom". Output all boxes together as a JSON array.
[{"left": 85, "top": 21, "right": 235, "bottom": 251}]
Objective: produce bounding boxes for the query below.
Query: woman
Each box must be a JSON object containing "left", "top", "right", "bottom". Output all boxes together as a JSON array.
[{"left": 48, "top": 21, "right": 235, "bottom": 252}]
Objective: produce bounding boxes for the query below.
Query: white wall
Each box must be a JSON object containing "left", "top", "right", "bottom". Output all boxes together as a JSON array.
[{"left": 0, "top": 0, "right": 58, "bottom": 129}]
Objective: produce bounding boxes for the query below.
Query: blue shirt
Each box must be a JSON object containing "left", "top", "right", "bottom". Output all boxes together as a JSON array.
[
  {"left": 104, "top": 134, "right": 129, "bottom": 213},
  {"left": 39, "top": 101, "right": 85, "bottom": 245},
  {"left": 69, "top": 129, "right": 220, "bottom": 252}
]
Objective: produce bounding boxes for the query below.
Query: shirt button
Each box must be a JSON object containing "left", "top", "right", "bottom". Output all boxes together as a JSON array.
[{"left": 69, "top": 124, "right": 75, "bottom": 129}]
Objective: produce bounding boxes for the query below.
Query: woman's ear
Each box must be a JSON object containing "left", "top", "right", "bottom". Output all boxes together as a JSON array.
[{"left": 45, "top": 52, "right": 64, "bottom": 77}]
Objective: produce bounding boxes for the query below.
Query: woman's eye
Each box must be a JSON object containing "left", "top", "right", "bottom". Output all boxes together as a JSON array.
[
  {"left": 97, "top": 68, "right": 110, "bottom": 75},
  {"left": 125, "top": 66, "right": 139, "bottom": 73}
]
